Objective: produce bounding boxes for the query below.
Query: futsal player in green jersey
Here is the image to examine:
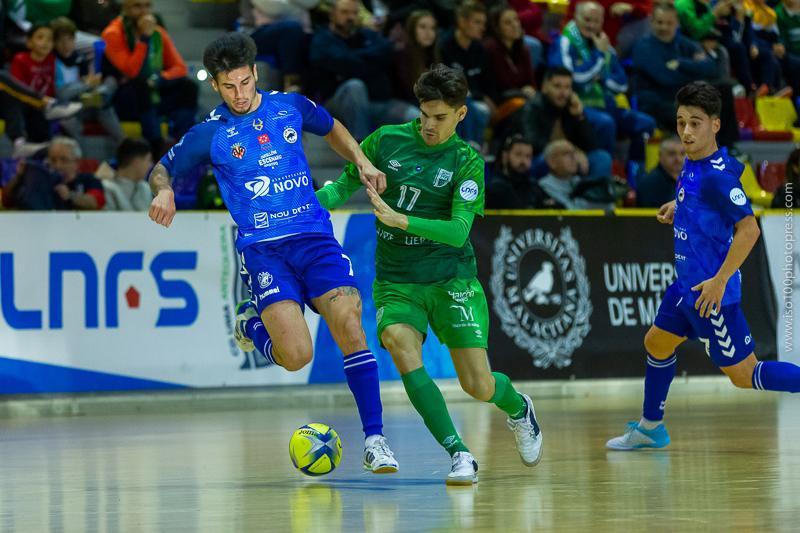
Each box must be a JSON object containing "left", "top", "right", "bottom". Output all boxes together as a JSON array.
[{"left": 316, "top": 64, "right": 543, "bottom": 485}]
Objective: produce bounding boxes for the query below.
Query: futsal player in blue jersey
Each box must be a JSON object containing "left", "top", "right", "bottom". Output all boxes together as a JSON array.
[
  {"left": 147, "top": 33, "right": 399, "bottom": 472},
  {"left": 607, "top": 81, "right": 800, "bottom": 450}
]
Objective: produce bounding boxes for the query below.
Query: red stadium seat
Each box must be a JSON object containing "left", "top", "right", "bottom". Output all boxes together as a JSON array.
[
  {"left": 77, "top": 159, "right": 100, "bottom": 174},
  {"left": 758, "top": 161, "right": 786, "bottom": 193}
]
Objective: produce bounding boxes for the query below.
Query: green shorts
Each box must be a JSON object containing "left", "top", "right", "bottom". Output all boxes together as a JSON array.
[{"left": 372, "top": 277, "right": 489, "bottom": 349}]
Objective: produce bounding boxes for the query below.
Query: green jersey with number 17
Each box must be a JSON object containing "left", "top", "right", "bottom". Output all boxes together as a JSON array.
[{"left": 342, "top": 120, "right": 485, "bottom": 283}]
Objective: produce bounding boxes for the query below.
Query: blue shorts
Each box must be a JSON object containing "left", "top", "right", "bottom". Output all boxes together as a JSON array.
[
  {"left": 654, "top": 282, "right": 755, "bottom": 367},
  {"left": 239, "top": 233, "right": 356, "bottom": 314}
]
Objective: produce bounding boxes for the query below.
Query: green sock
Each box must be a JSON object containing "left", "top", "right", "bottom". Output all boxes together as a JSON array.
[
  {"left": 490, "top": 372, "right": 526, "bottom": 419},
  {"left": 401, "top": 367, "right": 469, "bottom": 456}
]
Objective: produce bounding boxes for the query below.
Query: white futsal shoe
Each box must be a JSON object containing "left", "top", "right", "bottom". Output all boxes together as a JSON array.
[
  {"left": 507, "top": 393, "right": 543, "bottom": 466},
  {"left": 447, "top": 451, "right": 478, "bottom": 486},
  {"left": 233, "top": 300, "right": 257, "bottom": 352},
  {"left": 363, "top": 435, "right": 399, "bottom": 474}
]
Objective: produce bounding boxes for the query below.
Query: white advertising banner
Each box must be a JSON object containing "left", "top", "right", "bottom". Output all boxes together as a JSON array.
[
  {"left": 762, "top": 213, "right": 799, "bottom": 365},
  {"left": 0, "top": 212, "right": 308, "bottom": 392}
]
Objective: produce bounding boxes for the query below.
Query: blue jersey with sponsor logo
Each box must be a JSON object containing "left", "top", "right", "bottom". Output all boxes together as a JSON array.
[
  {"left": 160, "top": 90, "right": 335, "bottom": 252},
  {"left": 673, "top": 147, "right": 753, "bottom": 305}
]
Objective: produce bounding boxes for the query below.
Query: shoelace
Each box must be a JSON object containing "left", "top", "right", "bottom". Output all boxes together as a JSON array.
[{"left": 372, "top": 438, "right": 394, "bottom": 458}]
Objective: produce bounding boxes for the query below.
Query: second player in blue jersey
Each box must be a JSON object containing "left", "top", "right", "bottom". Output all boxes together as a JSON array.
[
  {"left": 147, "top": 33, "right": 399, "bottom": 473},
  {"left": 607, "top": 82, "right": 800, "bottom": 451}
]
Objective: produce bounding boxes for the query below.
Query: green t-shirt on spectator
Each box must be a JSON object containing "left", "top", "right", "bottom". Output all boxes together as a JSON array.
[
  {"left": 25, "top": 0, "right": 72, "bottom": 25},
  {"left": 675, "top": 0, "right": 717, "bottom": 41},
  {"left": 777, "top": 4, "right": 800, "bottom": 55}
]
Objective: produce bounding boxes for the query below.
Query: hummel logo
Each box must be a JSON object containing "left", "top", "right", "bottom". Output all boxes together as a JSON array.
[
  {"left": 712, "top": 164, "right": 726, "bottom": 171},
  {"left": 711, "top": 157, "right": 725, "bottom": 171}
]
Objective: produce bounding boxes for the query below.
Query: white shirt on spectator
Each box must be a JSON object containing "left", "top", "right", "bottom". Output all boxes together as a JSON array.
[{"left": 103, "top": 176, "right": 152, "bottom": 211}]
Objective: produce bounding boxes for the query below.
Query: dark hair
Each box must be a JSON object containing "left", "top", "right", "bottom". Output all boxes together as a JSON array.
[
  {"left": 502, "top": 133, "right": 532, "bottom": 152},
  {"left": 203, "top": 32, "right": 257, "bottom": 79},
  {"left": 543, "top": 66, "right": 573, "bottom": 82},
  {"left": 787, "top": 148, "right": 800, "bottom": 186},
  {"left": 413, "top": 63, "right": 468, "bottom": 108},
  {"left": 50, "top": 17, "right": 77, "bottom": 41},
  {"left": 116, "top": 137, "right": 152, "bottom": 168},
  {"left": 675, "top": 81, "right": 722, "bottom": 118},
  {"left": 404, "top": 11, "right": 441, "bottom": 88},
  {"left": 488, "top": 5, "right": 518, "bottom": 41},
  {"left": 653, "top": 3, "right": 678, "bottom": 17},
  {"left": 456, "top": 0, "right": 486, "bottom": 21},
  {"left": 27, "top": 24, "right": 53, "bottom": 39}
]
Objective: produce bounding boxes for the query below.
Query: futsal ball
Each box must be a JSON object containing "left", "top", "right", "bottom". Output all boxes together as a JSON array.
[{"left": 289, "top": 423, "right": 343, "bottom": 477}]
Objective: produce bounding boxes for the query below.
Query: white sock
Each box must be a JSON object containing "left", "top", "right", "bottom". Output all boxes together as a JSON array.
[{"left": 639, "top": 417, "right": 662, "bottom": 430}]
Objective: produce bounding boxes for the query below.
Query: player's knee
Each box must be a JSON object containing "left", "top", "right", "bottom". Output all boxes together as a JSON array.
[
  {"left": 337, "top": 311, "right": 367, "bottom": 352},
  {"left": 644, "top": 329, "right": 672, "bottom": 359},
  {"left": 460, "top": 376, "right": 494, "bottom": 402}
]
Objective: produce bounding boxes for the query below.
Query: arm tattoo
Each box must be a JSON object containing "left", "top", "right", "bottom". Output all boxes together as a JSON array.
[{"left": 149, "top": 163, "right": 173, "bottom": 195}]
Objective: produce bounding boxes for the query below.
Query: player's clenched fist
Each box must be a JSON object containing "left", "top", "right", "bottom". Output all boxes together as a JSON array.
[
  {"left": 358, "top": 161, "right": 387, "bottom": 194},
  {"left": 656, "top": 200, "right": 675, "bottom": 224},
  {"left": 149, "top": 189, "right": 176, "bottom": 228}
]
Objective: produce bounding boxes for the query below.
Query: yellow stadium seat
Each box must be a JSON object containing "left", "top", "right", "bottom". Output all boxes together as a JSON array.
[
  {"left": 0, "top": 119, "right": 4, "bottom": 137},
  {"left": 120, "top": 121, "right": 169, "bottom": 138},
  {"left": 645, "top": 141, "right": 660, "bottom": 171},
  {"left": 755, "top": 96, "right": 797, "bottom": 132},
  {"left": 740, "top": 161, "right": 774, "bottom": 207}
]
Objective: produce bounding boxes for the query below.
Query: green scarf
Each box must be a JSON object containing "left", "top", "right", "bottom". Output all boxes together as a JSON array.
[
  {"left": 562, "top": 21, "right": 606, "bottom": 109},
  {"left": 123, "top": 16, "right": 163, "bottom": 104}
]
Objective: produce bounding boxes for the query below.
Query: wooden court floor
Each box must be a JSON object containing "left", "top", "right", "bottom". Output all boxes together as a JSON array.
[{"left": 1, "top": 388, "right": 798, "bottom": 532}]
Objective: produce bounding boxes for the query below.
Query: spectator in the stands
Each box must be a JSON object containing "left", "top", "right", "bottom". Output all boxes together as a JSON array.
[
  {"left": 511, "top": 66, "right": 612, "bottom": 180},
  {"left": 636, "top": 137, "right": 685, "bottom": 207},
  {"left": 8, "top": 24, "right": 58, "bottom": 151},
  {"left": 51, "top": 17, "right": 124, "bottom": 145},
  {"left": 102, "top": 0, "right": 198, "bottom": 152},
  {"left": 439, "top": 0, "right": 496, "bottom": 149},
  {"left": 309, "top": 0, "right": 417, "bottom": 141},
  {"left": 550, "top": 1, "right": 654, "bottom": 164},
  {"left": 485, "top": 5, "right": 536, "bottom": 100},
  {"left": 776, "top": 0, "right": 800, "bottom": 104},
  {"left": 565, "top": 0, "right": 653, "bottom": 58},
  {"left": 486, "top": 134, "right": 563, "bottom": 209},
  {"left": 103, "top": 137, "right": 153, "bottom": 211},
  {"left": 393, "top": 9, "right": 440, "bottom": 102},
  {"left": 675, "top": 0, "right": 732, "bottom": 42},
  {"left": 771, "top": 148, "right": 800, "bottom": 208},
  {"left": 506, "top": 0, "right": 544, "bottom": 66},
  {"left": 2, "top": 136, "right": 105, "bottom": 210},
  {"left": 249, "top": 0, "right": 313, "bottom": 92},
  {"left": 631, "top": 4, "right": 723, "bottom": 133},
  {"left": 539, "top": 139, "right": 615, "bottom": 210}
]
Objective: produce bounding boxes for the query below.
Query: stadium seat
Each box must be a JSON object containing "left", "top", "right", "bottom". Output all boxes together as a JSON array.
[
  {"left": 756, "top": 96, "right": 797, "bottom": 131},
  {"left": 757, "top": 161, "right": 786, "bottom": 193},
  {"left": 740, "top": 161, "right": 774, "bottom": 207},
  {"left": 735, "top": 97, "right": 793, "bottom": 141}
]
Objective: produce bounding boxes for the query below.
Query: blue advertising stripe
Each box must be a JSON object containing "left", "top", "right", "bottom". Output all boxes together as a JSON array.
[
  {"left": 0, "top": 356, "right": 186, "bottom": 395},
  {"left": 309, "top": 214, "right": 455, "bottom": 384}
]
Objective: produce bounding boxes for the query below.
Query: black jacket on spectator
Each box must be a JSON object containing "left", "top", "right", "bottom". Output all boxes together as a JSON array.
[
  {"left": 438, "top": 30, "right": 496, "bottom": 103},
  {"left": 309, "top": 27, "right": 394, "bottom": 102},
  {"left": 636, "top": 164, "right": 677, "bottom": 207},
  {"left": 486, "top": 171, "right": 564, "bottom": 209},
  {"left": 511, "top": 93, "right": 597, "bottom": 156}
]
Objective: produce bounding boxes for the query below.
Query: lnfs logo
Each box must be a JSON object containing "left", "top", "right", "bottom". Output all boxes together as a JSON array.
[{"left": 0, "top": 251, "right": 199, "bottom": 329}]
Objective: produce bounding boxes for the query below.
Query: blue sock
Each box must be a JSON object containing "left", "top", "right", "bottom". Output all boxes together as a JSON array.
[
  {"left": 245, "top": 317, "right": 276, "bottom": 365},
  {"left": 752, "top": 361, "right": 800, "bottom": 392},
  {"left": 343, "top": 350, "right": 383, "bottom": 438},
  {"left": 642, "top": 353, "right": 677, "bottom": 422}
]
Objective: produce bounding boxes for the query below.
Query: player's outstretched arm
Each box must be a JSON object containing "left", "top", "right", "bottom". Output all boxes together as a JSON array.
[
  {"left": 323, "top": 119, "right": 386, "bottom": 193},
  {"left": 148, "top": 163, "right": 176, "bottom": 228},
  {"left": 656, "top": 200, "right": 676, "bottom": 224},
  {"left": 692, "top": 215, "right": 761, "bottom": 317}
]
